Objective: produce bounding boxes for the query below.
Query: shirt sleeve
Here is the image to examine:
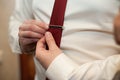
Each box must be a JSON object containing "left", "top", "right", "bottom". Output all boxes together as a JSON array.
[
  {"left": 46, "top": 53, "right": 120, "bottom": 80},
  {"left": 8, "top": 0, "right": 34, "bottom": 53}
]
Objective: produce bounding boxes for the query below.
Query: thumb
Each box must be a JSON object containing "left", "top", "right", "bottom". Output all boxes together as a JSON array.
[
  {"left": 35, "top": 37, "right": 45, "bottom": 58},
  {"left": 37, "top": 37, "right": 46, "bottom": 50},
  {"left": 45, "top": 32, "right": 58, "bottom": 50}
]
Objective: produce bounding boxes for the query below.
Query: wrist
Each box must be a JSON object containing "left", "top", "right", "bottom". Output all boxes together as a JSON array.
[{"left": 19, "top": 38, "right": 36, "bottom": 54}]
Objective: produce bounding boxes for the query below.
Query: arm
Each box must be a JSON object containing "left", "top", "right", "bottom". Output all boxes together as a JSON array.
[
  {"left": 46, "top": 53, "right": 120, "bottom": 80},
  {"left": 36, "top": 32, "right": 120, "bottom": 80}
]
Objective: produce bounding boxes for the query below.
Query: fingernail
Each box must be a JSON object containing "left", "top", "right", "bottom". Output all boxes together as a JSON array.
[{"left": 45, "top": 32, "right": 51, "bottom": 38}]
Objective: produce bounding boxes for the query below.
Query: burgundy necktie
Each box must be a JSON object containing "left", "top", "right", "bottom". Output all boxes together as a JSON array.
[
  {"left": 46, "top": 0, "right": 67, "bottom": 80},
  {"left": 47, "top": 0, "right": 67, "bottom": 48}
]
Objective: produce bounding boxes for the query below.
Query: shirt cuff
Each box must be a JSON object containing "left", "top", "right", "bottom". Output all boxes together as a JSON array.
[{"left": 46, "top": 53, "right": 79, "bottom": 80}]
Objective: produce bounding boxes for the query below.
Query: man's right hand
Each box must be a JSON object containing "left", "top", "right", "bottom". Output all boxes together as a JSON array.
[{"left": 18, "top": 20, "right": 48, "bottom": 53}]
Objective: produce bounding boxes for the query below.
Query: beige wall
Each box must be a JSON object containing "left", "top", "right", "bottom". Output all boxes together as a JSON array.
[{"left": 0, "top": 0, "right": 20, "bottom": 80}]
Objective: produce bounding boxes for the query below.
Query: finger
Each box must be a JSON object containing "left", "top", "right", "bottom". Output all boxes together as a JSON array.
[
  {"left": 45, "top": 32, "right": 58, "bottom": 50},
  {"left": 19, "top": 31, "right": 43, "bottom": 38},
  {"left": 36, "top": 37, "right": 46, "bottom": 51},
  {"left": 35, "top": 37, "right": 45, "bottom": 59},
  {"left": 19, "top": 37, "right": 39, "bottom": 44},
  {"left": 19, "top": 24, "right": 47, "bottom": 34},
  {"left": 24, "top": 20, "right": 48, "bottom": 30}
]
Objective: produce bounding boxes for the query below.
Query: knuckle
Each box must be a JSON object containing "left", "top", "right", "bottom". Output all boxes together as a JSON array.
[
  {"left": 19, "top": 23, "right": 27, "bottom": 31},
  {"left": 41, "top": 23, "right": 48, "bottom": 29},
  {"left": 28, "top": 24, "right": 34, "bottom": 30},
  {"left": 27, "top": 31, "right": 36, "bottom": 38},
  {"left": 28, "top": 31, "right": 32, "bottom": 36}
]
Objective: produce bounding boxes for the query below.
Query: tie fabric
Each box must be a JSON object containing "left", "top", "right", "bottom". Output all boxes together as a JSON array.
[
  {"left": 47, "top": 0, "right": 67, "bottom": 48},
  {"left": 46, "top": 0, "right": 67, "bottom": 80}
]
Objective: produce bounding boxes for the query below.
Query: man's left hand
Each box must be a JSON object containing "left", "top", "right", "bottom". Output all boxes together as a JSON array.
[{"left": 35, "top": 32, "right": 62, "bottom": 69}]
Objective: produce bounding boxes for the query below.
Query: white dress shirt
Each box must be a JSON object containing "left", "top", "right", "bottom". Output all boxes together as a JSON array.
[{"left": 9, "top": 0, "right": 120, "bottom": 80}]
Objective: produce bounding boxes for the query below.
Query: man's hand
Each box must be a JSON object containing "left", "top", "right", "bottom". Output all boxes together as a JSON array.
[
  {"left": 19, "top": 20, "right": 48, "bottom": 53},
  {"left": 114, "top": 12, "right": 120, "bottom": 45},
  {"left": 35, "top": 32, "right": 62, "bottom": 69}
]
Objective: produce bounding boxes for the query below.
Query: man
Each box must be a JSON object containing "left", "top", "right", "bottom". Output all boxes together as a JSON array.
[{"left": 9, "top": 0, "right": 120, "bottom": 80}]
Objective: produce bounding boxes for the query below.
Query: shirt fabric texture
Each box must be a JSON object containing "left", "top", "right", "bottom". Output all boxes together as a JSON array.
[{"left": 9, "top": 0, "right": 120, "bottom": 80}]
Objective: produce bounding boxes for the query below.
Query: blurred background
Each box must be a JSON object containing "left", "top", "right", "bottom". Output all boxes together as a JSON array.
[
  {"left": 0, "top": 0, "right": 35, "bottom": 79},
  {"left": 0, "top": 0, "right": 20, "bottom": 80}
]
